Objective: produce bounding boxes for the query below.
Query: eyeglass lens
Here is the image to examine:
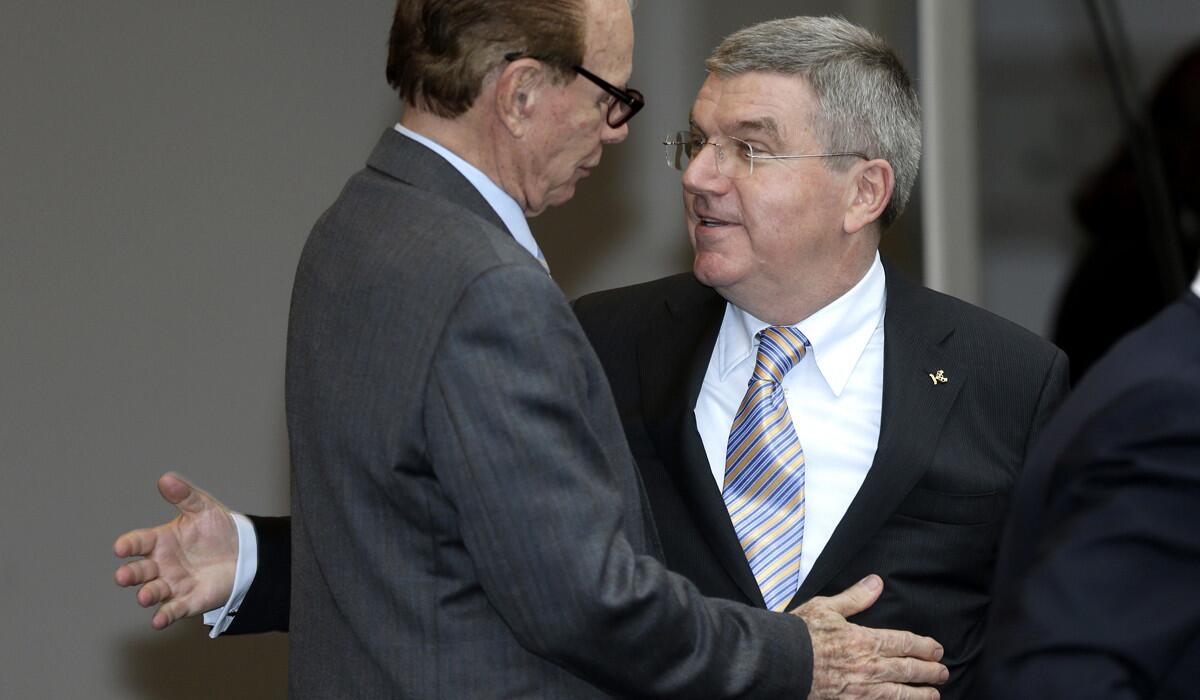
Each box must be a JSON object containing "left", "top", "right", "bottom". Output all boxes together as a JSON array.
[
  {"left": 607, "top": 88, "right": 644, "bottom": 128},
  {"left": 664, "top": 131, "right": 753, "bottom": 178}
]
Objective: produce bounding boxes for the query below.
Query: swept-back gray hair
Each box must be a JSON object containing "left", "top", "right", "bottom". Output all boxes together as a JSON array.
[{"left": 707, "top": 16, "right": 921, "bottom": 229}]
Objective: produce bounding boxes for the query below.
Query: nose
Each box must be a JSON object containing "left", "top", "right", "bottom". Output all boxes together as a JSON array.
[{"left": 681, "top": 141, "right": 727, "bottom": 194}]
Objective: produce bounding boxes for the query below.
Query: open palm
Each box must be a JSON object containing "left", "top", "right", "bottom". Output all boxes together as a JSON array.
[{"left": 113, "top": 472, "right": 238, "bottom": 629}]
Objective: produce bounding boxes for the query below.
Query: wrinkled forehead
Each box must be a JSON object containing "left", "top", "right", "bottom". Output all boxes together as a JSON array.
[{"left": 690, "top": 72, "right": 817, "bottom": 146}]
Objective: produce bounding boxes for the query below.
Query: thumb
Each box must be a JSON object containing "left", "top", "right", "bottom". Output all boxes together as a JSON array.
[
  {"left": 824, "top": 574, "right": 884, "bottom": 618},
  {"left": 157, "top": 471, "right": 211, "bottom": 515}
]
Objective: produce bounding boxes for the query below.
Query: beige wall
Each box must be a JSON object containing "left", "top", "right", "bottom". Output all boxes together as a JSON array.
[{"left": 1, "top": 2, "right": 915, "bottom": 697}]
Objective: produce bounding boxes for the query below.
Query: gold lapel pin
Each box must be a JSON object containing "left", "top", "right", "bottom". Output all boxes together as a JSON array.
[{"left": 928, "top": 370, "right": 948, "bottom": 385}]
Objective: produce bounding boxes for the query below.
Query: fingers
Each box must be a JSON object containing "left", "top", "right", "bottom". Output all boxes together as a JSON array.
[
  {"left": 874, "top": 627, "right": 944, "bottom": 662},
  {"left": 158, "top": 471, "right": 206, "bottom": 513},
  {"left": 878, "top": 685, "right": 940, "bottom": 700},
  {"left": 822, "top": 573, "right": 884, "bottom": 618},
  {"left": 137, "top": 578, "right": 173, "bottom": 608},
  {"left": 159, "top": 471, "right": 234, "bottom": 521},
  {"left": 151, "top": 599, "right": 193, "bottom": 630},
  {"left": 868, "top": 656, "right": 948, "bottom": 686},
  {"left": 114, "top": 558, "right": 159, "bottom": 587},
  {"left": 113, "top": 528, "right": 157, "bottom": 558}
]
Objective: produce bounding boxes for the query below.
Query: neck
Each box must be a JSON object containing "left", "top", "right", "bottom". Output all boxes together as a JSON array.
[{"left": 401, "top": 107, "right": 528, "bottom": 212}]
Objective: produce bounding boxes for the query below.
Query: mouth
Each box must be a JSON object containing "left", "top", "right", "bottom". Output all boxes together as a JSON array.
[{"left": 693, "top": 212, "right": 739, "bottom": 229}]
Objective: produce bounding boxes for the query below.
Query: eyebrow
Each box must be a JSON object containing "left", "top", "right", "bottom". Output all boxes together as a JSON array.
[{"left": 730, "top": 117, "right": 781, "bottom": 143}]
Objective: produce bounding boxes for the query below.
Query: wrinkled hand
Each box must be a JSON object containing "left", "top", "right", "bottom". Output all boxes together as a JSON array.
[
  {"left": 113, "top": 472, "right": 238, "bottom": 629},
  {"left": 793, "top": 574, "right": 948, "bottom": 700}
]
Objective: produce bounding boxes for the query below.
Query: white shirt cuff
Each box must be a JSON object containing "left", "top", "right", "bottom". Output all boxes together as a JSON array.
[{"left": 201, "top": 511, "right": 258, "bottom": 638}]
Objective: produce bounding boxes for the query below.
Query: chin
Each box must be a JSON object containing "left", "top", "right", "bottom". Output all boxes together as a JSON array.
[
  {"left": 544, "top": 184, "right": 577, "bottom": 210},
  {"left": 692, "top": 252, "right": 736, "bottom": 290}
]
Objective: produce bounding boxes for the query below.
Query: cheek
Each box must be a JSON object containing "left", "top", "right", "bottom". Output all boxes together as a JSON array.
[
  {"left": 733, "top": 190, "right": 811, "bottom": 278},
  {"left": 742, "top": 183, "right": 813, "bottom": 245},
  {"left": 531, "top": 128, "right": 573, "bottom": 180}
]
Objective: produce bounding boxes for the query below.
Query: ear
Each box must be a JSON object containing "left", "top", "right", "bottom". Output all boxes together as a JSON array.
[
  {"left": 842, "top": 158, "right": 894, "bottom": 234},
  {"left": 494, "top": 58, "right": 546, "bottom": 138}
]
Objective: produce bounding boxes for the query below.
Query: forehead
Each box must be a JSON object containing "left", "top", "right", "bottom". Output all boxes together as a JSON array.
[
  {"left": 582, "top": 0, "right": 634, "bottom": 82},
  {"left": 691, "top": 72, "right": 816, "bottom": 143}
]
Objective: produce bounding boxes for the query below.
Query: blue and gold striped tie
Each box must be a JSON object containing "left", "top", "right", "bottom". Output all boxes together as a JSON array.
[{"left": 723, "top": 326, "right": 809, "bottom": 612}]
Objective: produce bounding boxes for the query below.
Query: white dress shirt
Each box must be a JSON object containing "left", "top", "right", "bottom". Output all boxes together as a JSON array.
[
  {"left": 1192, "top": 269, "right": 1200, "bottom": 298},
  {"left": 204, "top": 123, "right": 543, "bottom": 636},
  {"left": 694, "top": 254, "right": 886, "bottom": 590}
]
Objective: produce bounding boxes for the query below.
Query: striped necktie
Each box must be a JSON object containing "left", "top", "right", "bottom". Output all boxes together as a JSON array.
[{"left": 723, "top": 326, "right": 809, "bottom": 612}]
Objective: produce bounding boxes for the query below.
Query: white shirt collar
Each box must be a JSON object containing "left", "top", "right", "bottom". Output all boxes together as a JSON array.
[
  {"left": 717, "top": 253, "right": 887, "bottom": 396},
  {"left": 1192, "top": 269, "right": 1200, "bottom": 298},
  {"left": 394, "top": 124, "right": 547, "bottom": 270}
]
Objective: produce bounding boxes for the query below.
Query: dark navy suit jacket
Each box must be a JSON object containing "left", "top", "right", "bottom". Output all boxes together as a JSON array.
[{"left": 980, "top": 291, "right": 1200, "bottom": 699}]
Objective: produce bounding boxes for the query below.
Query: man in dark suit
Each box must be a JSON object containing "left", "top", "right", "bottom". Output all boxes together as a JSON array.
[
  {"left": 117, "top": 14, "right": 1060, "bottom": 700},
  {"left": 977, "top": 271, "right": 1200, "bottom": 699},
  {"left": 568, "top": 20, "right": 1065, "bottom": 689}
]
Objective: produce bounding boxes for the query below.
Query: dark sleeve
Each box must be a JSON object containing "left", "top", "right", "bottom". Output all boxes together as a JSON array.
[
  {"left": 984, "top": 377, "right": 1200, "bottom": 699},
  {"left": 225, "top": 515, "right": 291, "bottom": 634}
]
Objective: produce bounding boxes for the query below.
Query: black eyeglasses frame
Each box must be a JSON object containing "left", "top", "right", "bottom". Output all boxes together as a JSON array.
[{"left": 504, "top": 51, "right": 644, "bottom": 128}]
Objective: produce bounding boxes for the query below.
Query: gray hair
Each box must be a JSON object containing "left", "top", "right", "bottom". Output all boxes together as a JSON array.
[{"left": 706, "top": 16, "right": 921, "bottom": 229}]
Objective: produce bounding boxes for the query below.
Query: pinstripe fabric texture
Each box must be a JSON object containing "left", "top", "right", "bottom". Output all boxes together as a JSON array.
[
  {"left": 723, "top": 326, "right": 809, "bottom": 611},
  {"left": 287, "top": 132, "right": 816, "bottom": 697}
]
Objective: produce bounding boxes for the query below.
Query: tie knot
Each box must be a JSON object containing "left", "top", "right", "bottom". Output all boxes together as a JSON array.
[{"left": 752, "top": 326, "right": 809, "bottom": 383}]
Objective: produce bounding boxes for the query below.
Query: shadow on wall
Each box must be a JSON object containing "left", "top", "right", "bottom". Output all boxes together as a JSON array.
[{"left": 118, "top": 625, "right": 287, "bottom": 699}]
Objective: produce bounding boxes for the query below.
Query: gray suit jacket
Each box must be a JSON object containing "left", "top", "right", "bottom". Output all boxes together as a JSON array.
[{"left": 286, "top": 130, "right": 811, "bottom": 698}]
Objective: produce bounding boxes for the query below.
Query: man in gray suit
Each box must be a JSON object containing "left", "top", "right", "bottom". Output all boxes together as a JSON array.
[{"left": 115, "top": 2, "right": 947, "bottom": 699}]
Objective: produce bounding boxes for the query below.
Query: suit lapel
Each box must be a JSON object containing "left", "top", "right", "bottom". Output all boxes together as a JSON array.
[
  {"left": 638, "top": 278, "right": 767, "bottom": 607},
  {"left": 793, "top": 267, "right": 965, "bottom": 604}
]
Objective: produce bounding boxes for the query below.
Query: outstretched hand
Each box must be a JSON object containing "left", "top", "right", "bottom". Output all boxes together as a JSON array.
[
  {"left": 793, "top": 574, "right": 948, "bottom": 700},
  {"left": 113, "top": 472, "right": 239, "bottom": 629}
]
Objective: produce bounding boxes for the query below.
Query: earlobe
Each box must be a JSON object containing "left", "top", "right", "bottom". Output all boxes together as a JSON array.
[{"left": 843, "top": 159, "right": 894, "bottom": 234}]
